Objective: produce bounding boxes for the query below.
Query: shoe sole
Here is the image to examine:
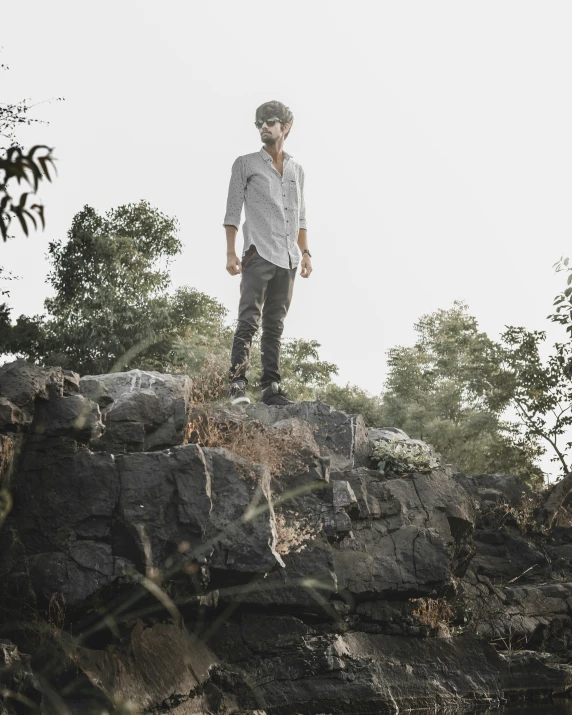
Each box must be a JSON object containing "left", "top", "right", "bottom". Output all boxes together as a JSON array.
[{"left": 230, "top": 395, "right": 251, "bottom": 406}]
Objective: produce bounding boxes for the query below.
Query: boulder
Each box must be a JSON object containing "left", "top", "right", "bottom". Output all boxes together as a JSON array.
[
  {"left": 330, "top": 468, "right": 475, "bottom": 598},
  {"left": 246, "top": 401, "right": 369, "bottom": 470},
  {"left": 28, "top": 546, "right": 131, "bottom": 606},
  {"left": 0, "top": 640, "right": 43, "bottom": 714},
  {"left": 80, "top": 369, "right": 193, "bottom": 452},
  {"left": 501, "top": 651, "right": 572, "bottom": 698},
  {"left": 471, "top": 525, "right": 551, "bottom": 582},
  {"left": 72, "top": 621, "right": 218, "bottom": 712},
  {"left": 0, "top": 397, "right": 25, "bottom": 431},
  {"left": 208, "top": 628, "right": 503, "bottom": 714},
  {"left": 0, "top": 359, "right": 78, "bottom": 412},
  {"left": 30, "top": 394, "right": 103, "bottom": 442},
  {"left": 14, "top": 449, "right": 120, "bottom": 552},
  {"left": 462, "top": 576, "right": 572, "bottom": 652},
  {"left": 455, "top": 471, "right": 531, "bottom": 508},
  {"left": 203, "top": 447, "right": 282, "bottom": 575}
]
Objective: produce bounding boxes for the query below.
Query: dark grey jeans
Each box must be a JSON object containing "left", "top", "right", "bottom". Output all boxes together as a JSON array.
[{"left": 229, "top": 245, "right": 297, "bottom": 388}]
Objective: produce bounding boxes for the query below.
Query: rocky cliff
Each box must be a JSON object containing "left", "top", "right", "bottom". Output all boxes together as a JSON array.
[{"left": 1, "top": 359, "right": 572, "bottom": 714}]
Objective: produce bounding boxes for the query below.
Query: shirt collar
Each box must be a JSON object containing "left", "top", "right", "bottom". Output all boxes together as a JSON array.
[{"left": 260, "top": 146, "right": 291, "bottom": 162}]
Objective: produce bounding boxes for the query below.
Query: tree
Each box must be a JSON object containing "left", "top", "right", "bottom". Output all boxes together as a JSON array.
[
  {"left": 380, "top": 301, "right": 543, "bottom": 480},
  {"left": 500, "top": 327, "right": 572, "bottom": 476},
  {"left": 317, "top": 382, "right": 385, "bottom": 427},
  {"left": 6, "top": 202, "right": 228, "bottom": 375},
  {"left": 0, "top": 59, "right": 59, "bottom": 240},
  {"left": 0, "top": 145, "right": 56, "bottom": 241},
  {"left": 171, "top": 334, "right": 339, "bottom": 403},
  {"left": 485, "top": 256, "right": 572, "bottom": 479},
  {"left": 278, "top": 338, "right": 338, "bottom": 400},
  {"left": 550, "top": 256, "right": 572, "bottom": 339}
]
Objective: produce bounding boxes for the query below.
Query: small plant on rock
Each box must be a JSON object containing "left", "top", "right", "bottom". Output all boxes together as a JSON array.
[
  {"left": 372, "top": 438, "right": 440, "bottom": 476},
  {"left": 274, "top": 511, "right": 320, "bottom": 555}
]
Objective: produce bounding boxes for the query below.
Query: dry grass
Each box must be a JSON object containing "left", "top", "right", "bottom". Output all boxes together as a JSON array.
[
  {"left": 187, "top": 410, "right": 310, "bottom": 480},
  {"left": 489, "top": 626, "right": 531, "bottom": 654},
  {"left": 190, "top": 358, "right": 230, "bottom": 405},
  {"left": 553, "top": 503, "right": 572, "bottom": 527},
  {"left": 410, "top": 597, "right": 453, "bottom": 629},
  {"left": 484, "top": 492, "right": 547, "bottom": 534},
  {"left": 47, "top": 592, "right": 66, "bottom": 635},
  {"left": 274, "top": 512, "right": 321, "bottom": 555}
]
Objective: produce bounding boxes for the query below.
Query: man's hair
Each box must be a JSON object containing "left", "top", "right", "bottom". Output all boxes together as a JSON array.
[{"left": 255, "top": 100, "right": 294, "bottom": 139}]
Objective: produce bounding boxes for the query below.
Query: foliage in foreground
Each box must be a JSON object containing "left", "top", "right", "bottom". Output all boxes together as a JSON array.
[{"left": 1, "top": 61, "right": 60, "bottom": 241}]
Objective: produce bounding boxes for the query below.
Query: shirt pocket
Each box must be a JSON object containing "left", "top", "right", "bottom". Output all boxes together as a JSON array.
[{"left": 287, "top": 178, "right": 301, "bottom": 211}]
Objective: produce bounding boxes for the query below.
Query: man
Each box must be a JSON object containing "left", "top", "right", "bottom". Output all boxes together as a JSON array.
[{"left": 223, "top": 100, "right": 312, "bottom": 406}]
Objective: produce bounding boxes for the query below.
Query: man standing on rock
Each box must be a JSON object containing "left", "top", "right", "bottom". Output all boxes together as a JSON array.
[{"left": 223, "top": 100, "right": 312, "bottom": 407}]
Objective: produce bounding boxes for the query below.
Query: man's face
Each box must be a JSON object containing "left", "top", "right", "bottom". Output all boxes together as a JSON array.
[{"left": 256, "top": 116, "right": 291, "bottom": 145}]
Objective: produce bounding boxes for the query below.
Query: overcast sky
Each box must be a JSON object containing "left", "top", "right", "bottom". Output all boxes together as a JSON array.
[{"left": 1, "top": 0, "right": 571, "bottom": 400}]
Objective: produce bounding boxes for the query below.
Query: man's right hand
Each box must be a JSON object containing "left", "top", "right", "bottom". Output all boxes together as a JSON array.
[{"left": 226, "top": 252, "right": 242, "bottom": 276}]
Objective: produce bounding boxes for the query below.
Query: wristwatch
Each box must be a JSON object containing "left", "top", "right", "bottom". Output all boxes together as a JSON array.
[{"left": 302, "top": 249, "right": 312, "bottom": 257}]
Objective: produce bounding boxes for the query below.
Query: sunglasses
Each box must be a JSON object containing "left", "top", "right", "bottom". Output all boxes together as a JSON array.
[{"left": 254, "top": 117, "right": 282, "bottom": 130}]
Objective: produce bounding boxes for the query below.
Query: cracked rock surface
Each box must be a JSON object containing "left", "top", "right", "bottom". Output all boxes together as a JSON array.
[{"left": 1, "top": 360, "right": 572, "bottom": 713}]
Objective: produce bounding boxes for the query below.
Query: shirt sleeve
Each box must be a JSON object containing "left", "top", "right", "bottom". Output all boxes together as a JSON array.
[
  {"left": 298, "top": 165, "right": 307, "bottom": 231},
  {"left": 223, "top": 156, "right": 246, "bottom": 229}
]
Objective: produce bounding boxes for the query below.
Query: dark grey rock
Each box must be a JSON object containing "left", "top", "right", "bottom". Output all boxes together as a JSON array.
[
  {"left": 71, "top": 621, "right": 218, "bottom": 712},
  {"left": 115, "top": 444, "right": 213, "bottom": 572},
  {"left": 203, "top": 446, "right": 281, "bottom": 575},
  {"left": 78, "top": 376, "right": 114, "bottom": 408},
  {"left": 500, "top": 651, "right": 572, "bottom": 697},
  {"left": 0, "top": 640, "right": 43, "bottom": 713},
  {"left": 246, "top": 401, "right": 369, "bottom": 470},
  {"left": 471, "top": 526, "right": 551, "bottom": 582},
  {"left": 28, "top": 546, "right": 130, "bottom": 605},
  {"left": 332, "top": 479, "right": 358, "bottom": 510},
  {"left": 14, "top": 450, "right": 119, "bottom": 551},
  {"left": 455, "top": 472, "right": 531, "bottom": 507},
  {"left": 464, "top": 579, "right": 572, "bottom": 651},
  {"left": 240, "top": 613, "right": 316, "bottom": 653},
  {"left": 81, "top": 369, "right": 193, "bottom": 453},
  {"left": 30, "top": 394, "right": 103, "bottom": 442},
  {"left": 0, "top": 397, "right": 26, "bottom": 431},
  {"left": 331, "top": 468, "right": 474, "bottom": 598},
  {"left": 209, "top": 630, "right": 503, "bottom": 714},
  {"left": 0, "top": 359, "right": 77, "bottom": 409},
  {"left": 8, "top": 364, "right": 572, "bottom": 711}
]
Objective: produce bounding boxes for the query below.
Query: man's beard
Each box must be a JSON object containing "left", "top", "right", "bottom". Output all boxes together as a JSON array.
[{"left": 262, "top": 134, "right": 277, "bottom": 146}]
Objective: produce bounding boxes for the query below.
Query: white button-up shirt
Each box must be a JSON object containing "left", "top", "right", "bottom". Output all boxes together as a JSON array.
[{"left": 223, "top": 147, "right": 307, "bottom": 269}]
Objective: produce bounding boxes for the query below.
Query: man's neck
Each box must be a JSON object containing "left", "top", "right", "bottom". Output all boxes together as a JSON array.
[{"left": 262, "top": 141, "right": 285, "bottom": 162}]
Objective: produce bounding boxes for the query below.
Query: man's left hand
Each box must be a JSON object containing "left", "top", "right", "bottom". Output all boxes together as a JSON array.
[{"left": 300, "top": 255, "right": 312, "bottom": 278}]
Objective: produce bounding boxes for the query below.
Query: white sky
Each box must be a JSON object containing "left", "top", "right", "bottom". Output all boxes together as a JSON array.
[{"left": 1, "top": 0, "right": 571, "bottom": 404}]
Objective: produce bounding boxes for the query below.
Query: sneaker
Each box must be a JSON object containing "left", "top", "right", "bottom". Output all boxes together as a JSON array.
[
  {"left": 261, "top": 382, "right": 294, "bottom": 406},
  {"left": 228, "top": 380, "right": 251, "bottom": 406}
]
